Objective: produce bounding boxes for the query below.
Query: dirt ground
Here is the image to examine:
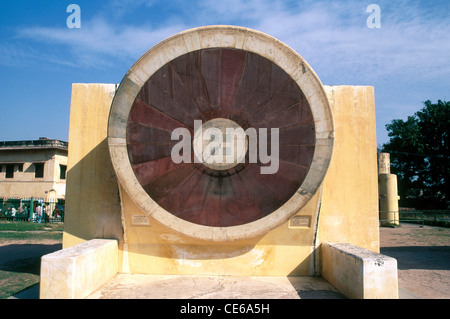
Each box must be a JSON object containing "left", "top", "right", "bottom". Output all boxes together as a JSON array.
[
  {"left": 1, "top": 224, "right": 449, "bottom": 299},
  {"left": 379, "top": 224, "right": 450, "bottom": 299}
]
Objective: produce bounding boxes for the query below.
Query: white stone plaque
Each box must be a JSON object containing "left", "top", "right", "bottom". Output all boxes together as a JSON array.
[
  {"left": 132, "top": 215, "right": 150, "bottom": 226},
  {"left": 289, "top": 216, "right": 311, "bottom": 228}
]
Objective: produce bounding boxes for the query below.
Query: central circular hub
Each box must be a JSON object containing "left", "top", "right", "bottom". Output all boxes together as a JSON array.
[{"left": 193, "top": 118, "right": 248, "bottom": 171}]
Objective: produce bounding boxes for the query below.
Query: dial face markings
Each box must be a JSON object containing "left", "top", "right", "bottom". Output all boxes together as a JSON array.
[{"left": 126, "top": 48, "right": 315, "bottom": 227}]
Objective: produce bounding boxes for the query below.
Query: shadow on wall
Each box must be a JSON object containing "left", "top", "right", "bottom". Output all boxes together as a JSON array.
[{"left": 63, "top": 138, "right": 123, "bottom": 246}]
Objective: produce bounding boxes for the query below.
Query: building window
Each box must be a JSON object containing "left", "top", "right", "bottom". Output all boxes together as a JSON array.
[
  {"left": 35, "top": 163, "right": 44, "bottom": 178},
  {"left": 5, "top": 164, "right": 14, "bottom": 178},
  {"left": 60, "top": 164, "right": 67, "bottom": 180},
  {"left": 18, "top": 163, "right": 23, "bottom": 172}
]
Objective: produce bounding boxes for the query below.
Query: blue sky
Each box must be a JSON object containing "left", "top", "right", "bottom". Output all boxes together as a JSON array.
[{"left": 0, "top": 0, "right": 449, "bottom": 146}]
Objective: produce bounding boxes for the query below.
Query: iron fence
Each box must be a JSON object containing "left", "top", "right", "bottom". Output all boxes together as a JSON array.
[
  {"left": 0, "top": 198, "right": 64, "bottom": 223},
  {"left": 380, "top": 210, "right": 450, "bottom": 227},
  {"left": 379, "top": 211, "right": 424, "bottom": 227}
]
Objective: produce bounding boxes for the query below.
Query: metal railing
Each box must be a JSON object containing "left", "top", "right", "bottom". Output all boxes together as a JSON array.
[
  {"left": 380, "top": 210, "right": 450, "bottom": 227},
  {"left": 0, "top": 198, "right": 64, "bottom": 223},
  {"left": 416, "top": 210, "right": 450, "bottom": 227},
  {"left": 379, "top": 210, "right": 424, "bottom": 227}
]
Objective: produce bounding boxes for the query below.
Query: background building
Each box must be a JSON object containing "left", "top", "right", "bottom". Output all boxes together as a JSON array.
[{"left": 0, "top": 138, "right": 68, "bottom": 217}]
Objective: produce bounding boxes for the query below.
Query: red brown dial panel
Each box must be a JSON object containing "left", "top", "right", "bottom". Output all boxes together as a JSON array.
[{"left": 126, "top": 48, "right": 315, "bottom": 227}]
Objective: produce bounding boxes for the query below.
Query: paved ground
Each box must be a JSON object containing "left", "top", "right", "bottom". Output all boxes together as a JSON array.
[
  {"left": 4, "top": 223, "right": 450, "bottom": 299},
  {"left": 379, "top": 224, "right": 450, "bottom": 299},
  {"left": 86, "top": 274, "right": 346, "bottom": 299}
]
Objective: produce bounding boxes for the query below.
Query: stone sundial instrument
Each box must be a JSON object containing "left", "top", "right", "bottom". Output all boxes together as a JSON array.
[
  {"left": 108, "top": 25, "right": 334, "bottom": 241},
  {"left": 42, "top": 25, "right": 396, "bottom": 299}
]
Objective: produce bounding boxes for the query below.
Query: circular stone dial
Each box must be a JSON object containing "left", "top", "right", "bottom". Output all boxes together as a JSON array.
[{"left": 126, "top": 48, "right": 315, "bottom": 227}]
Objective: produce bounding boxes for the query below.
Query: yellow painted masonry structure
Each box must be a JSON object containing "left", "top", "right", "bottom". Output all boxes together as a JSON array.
[
  {"left": 322, "top": 242, "right": 398, "bottom": 299},
  {"left": 47, "top": 26, "right": 395, "bottom": 299},
  {"left": 62, "top": 83, "right": 379, "bottom": 277},
  {"left": 40, "top": 239, "right": 118, "bottom": 299}
]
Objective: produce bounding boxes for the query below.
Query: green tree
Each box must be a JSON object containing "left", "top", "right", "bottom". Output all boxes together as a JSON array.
[{"left": 382, "top": 100, "right": 450, "bottom": 209}]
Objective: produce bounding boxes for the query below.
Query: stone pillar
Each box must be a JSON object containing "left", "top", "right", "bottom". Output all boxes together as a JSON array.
[
  {"left": 378, "top": 153, "right": 399, "bottom": 227},
  {"left": 377, "top": 153, "right": 390, "bottom": 174}
]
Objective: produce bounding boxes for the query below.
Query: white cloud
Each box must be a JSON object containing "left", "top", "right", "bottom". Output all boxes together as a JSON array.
[
  {"left": 14, "top": 17, "right": 187, "bottom": 69},
  {"left": 232, "top": 1, "right": 450, "bottom": 84},
  {"left": 10, "top": 0, "right": 450, "bottom": 84},
  {"left": 0, "top": 42, "right": 78, "bottom": 69}
]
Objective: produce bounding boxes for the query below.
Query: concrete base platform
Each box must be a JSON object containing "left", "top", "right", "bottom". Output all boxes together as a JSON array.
[{"left": 86, "top": 274, "right": 346, "bottom": 299}]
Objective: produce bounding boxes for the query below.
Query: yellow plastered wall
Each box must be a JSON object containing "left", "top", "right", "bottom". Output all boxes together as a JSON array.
[
  {"left": 63, "top": 84, "right": 123, "bottom": 248},
  {"left": 63, "top": 83, "right": 379, "bottom": 276},
  {"left": 318, "top": 86, "right": 379, "bottom": 253}
]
